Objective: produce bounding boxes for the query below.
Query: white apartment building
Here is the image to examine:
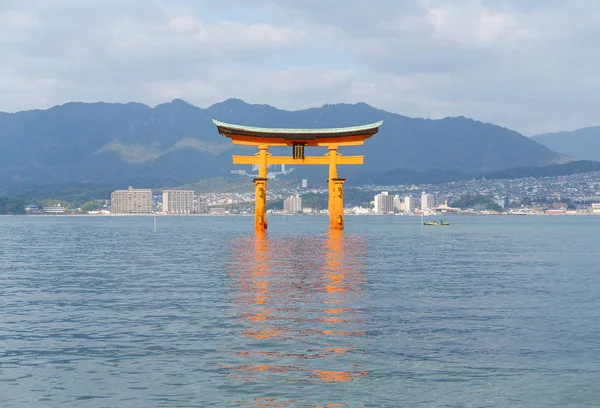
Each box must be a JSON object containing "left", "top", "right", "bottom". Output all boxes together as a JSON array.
[
  {"left": 375, "top": 191, "right": 395, "bottom": 214},
  {"left": 592, "top": 203, "right": 600, "bottom": 214},
  {"left": 421, "top": 192, "right": 435, "bottom": 210},
  {"left": 404, "top": 196, "right": 417, "bottom": 212},
  {"left": 284, "top": 194, "right": 302, "bottom": 213},
  {"left": 43, "top": 204, "right": 66, "bottom": 214},
  {"left": 163, "top": 190, "right": 195, "bottom": 214},
  {"left": 111, "top": 186, "right": 153, "bottom": 214}
]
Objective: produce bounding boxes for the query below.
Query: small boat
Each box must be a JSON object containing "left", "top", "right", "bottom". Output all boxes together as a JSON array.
[{"left": 424, "top": 220, "right": 450, "bottom": 226}]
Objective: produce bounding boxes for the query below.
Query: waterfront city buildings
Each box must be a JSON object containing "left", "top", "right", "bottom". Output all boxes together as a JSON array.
[
  {"left": 421, "top": 192, "right": 434, "bottom": 210},
  {"left": 284, "top": 194, "right": 302, "bottom": 213},
  {"left": 111, "top": 186, "right": 153, "bottom": 214},
  {"left": 43, "top": 204, "right": 66, "bottom": 214},
  {"left": 88, "top": 169, "right": 600, "bottom": 216},
  {"left": 393, "top": 194, "right": 403, "bottom": 212},
  {"left": 374, "top": 191, "right": 395, "bottom": 214},
  {"left": 197, "top": 197, "right": 209, "bottom": 214},
  {"left": 163, "top": 190, "right": 195, "bottom": 214},
  {"left": 25, "top": 205, "right": 42, "bottom": 214},
  {"left": 404, "top": 196, "right": 417, "bottom": 212}
]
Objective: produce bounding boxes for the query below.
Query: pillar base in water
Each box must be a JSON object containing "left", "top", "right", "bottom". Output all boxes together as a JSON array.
[
  {"left": 253, "top": 177, "right": 268, "bottom": 231},
  {"left": 329, "top": 178, "right": 346, "bottom": 230}
]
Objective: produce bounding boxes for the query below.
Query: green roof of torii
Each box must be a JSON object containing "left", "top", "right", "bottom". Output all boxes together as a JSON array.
[
  {"left": 212, "top": 119, "right": 383, "bottom": 140},
  {"left": 213, "top": 119, "right": 383, "bottom": 134}
]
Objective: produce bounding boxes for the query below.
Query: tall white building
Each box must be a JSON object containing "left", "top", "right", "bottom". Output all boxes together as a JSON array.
[
  {"left": 163, "top": 190, "right": 195, "bottom": 214},
  {"left": 393, "top": 195, "right": 403, "bottom": 212},
  {"left": 421, "top": 192, "right": 434, "bottom": 210},
  {"left": 375, "top": 192, "right": 395, "bottom": 214},
  {"left": 284, "top": 194, "right": 302, "bottom": 213},
  {"left": 404, "top": 196, "right": 417, "bottom": 212},
  {"left": 111, "top": 186, "right": 153, "bottom": 214}
]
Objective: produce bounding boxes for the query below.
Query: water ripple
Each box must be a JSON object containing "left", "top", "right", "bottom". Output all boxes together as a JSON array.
[{"left": 1, "top": 215, "right": 599, "bottom": 407}]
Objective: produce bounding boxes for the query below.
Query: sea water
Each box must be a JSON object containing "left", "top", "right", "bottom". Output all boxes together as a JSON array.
[{"left": 1, "top": 215, "right": 599, "bottom": 407}]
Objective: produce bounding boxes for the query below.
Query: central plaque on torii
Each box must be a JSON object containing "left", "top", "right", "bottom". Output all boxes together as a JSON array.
[{"left": 213, "top": 119, "right": 383, "bottom": 231}]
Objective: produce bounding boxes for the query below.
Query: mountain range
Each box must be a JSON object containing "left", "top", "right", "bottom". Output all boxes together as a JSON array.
[
  {"left": 0, "top": 98, "right": 581, "bottom": 195},
  {"left": 533, "top": 127, "right": 600, "bottom": 162}
]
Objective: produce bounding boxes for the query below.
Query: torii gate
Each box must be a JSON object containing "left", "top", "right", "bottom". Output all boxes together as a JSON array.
[{"left": 213, "top": 120, "right": 383, "bottom": 231}]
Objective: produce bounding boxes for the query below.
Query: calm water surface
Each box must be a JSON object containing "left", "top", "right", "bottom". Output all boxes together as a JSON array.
[{"left": 1, "top": 215, "right": 599, "bottom": 407}]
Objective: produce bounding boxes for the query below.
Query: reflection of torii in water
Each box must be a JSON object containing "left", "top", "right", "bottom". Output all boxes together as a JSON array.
[
  {"left": 230, "top": 163, "right": 295, "bottom": 180},
  {"left": 223, "top": 231, "right": 368, "bottom": 400}
]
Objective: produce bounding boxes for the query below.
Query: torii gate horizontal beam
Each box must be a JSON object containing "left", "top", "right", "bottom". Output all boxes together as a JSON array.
[
  {"left": 233, "top": 155, "right": 364, "bottom": 165},
  {"left": 230, "top": 139, "right": 366, "bottom": 147}
]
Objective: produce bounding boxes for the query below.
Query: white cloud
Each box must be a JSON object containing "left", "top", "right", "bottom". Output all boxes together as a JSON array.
[
  {"left": 0, "top": 66, "right": 58, "bottom": 110},
  {"left": 2, "top": 0, "right": 600, "bottom": 134},
  {"left": 0, "top": 9, "right": 39, "bottom": 43},
  {"left": 168, "top": 15, "right": 199, "bottom": 32},
  {"left": 143, "top": 67, "right": 355, "bottom": 109},
  {"left": 102, "top": 13, "right": 306, "bottom": 57},
  {"left": 426, "top": 3, "right": 519, "bottom": 45}
]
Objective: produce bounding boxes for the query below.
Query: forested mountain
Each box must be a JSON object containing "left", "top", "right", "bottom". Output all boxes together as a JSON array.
[
  {"left": 533, "top": 127, "right": 600, "bottom": 161},
  {"left": 0, "top": 98, "right": 569, "bottom": 195}
]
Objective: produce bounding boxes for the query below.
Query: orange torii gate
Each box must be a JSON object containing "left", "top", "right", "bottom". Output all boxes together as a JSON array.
[{"left": 213, "top": 120, "right": 383, "bottom": 231}]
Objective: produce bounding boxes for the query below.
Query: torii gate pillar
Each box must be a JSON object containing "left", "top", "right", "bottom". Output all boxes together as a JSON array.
[
  {"left": 253, "top": 144, "right": 269, "bottom": 231},
  {"left": 330, "top": 178, "right": 346, "bottom": 230},
  {"left": 327, "top": 144, "right": 345, "bottom": 230},
  {"left": 253, "top": 177, "right": 268, "bottom": 230}
]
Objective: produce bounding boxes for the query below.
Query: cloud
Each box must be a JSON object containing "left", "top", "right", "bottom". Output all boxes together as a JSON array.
[
  {"left": 426, "top": 2, "right": 521, "bottom": 45},
  {"left": 2, "top": 0, "right": 600, "bottom": 134},
  {"left": 102, "top": 13, "right": 306, "bottom": 59},
  {"left": 143, "top": 67, "right": 355, "bottom": 109},
  {"left": 0, "top": 10, "right": 39, "bottom": 44}
]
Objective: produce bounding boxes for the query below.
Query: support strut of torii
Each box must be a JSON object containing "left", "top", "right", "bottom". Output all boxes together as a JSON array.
[{"left": 213, "top": 119, "right": 383, "bottom": 231}]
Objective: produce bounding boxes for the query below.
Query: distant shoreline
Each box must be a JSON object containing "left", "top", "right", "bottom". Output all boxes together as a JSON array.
[{"left": 6, "top": 212, "right": 599, "bottom": 217}]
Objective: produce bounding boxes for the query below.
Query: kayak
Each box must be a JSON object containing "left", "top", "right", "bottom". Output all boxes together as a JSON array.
[{"left": 424, "top": 221, "right": 450, "bottom": 226}]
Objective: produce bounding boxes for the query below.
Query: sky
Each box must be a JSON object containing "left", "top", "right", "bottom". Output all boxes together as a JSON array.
[{"left": 1, "top": 0, "right": 600, "bottom": 135}]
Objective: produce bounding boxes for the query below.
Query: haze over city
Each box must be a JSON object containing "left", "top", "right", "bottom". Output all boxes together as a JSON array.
[{"left": 2, "top": 0, "right": 600, "bottom": 134}]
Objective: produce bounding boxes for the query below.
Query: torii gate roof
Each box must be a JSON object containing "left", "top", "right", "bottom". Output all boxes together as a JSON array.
[{"left": 213, "top": 119, "right": 383, "bottom": 146}]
